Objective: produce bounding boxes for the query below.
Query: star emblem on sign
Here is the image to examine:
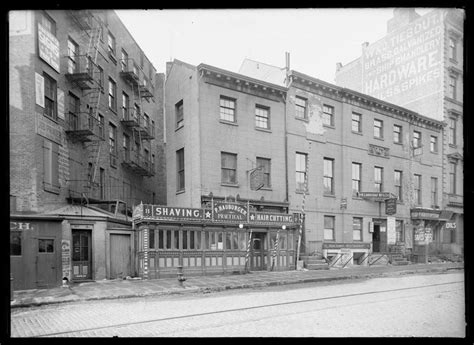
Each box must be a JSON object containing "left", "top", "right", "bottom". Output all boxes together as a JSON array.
[
  {"left": 250, "top": 214, "right": 255, "bottom": 221},
  {"left": 205, "top": 211, "right": 212, "bottom": 219}
]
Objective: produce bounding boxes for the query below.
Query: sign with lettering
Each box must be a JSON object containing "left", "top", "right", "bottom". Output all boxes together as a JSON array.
[
  {"left": 323, "top": 242, "right": 371, "bottom": 249},
  {"left": 10, "top": 222, "right": 34, "bottom": 231},
  {"left": 357, "top": 191, "right": 394, "bottom": 200},
  {"left": 213, "top": 202, "right": 248, "bottom": 222},
  {"left": 142, "top": 205, "right": 204, "bottom": 221},
  {"left": 385, "top": 198, "right": 397, "bottom": 215},
  {"left": 38, "top": 23, "right": 60, "bottom": 72},
  {"left": 36, "top": 112, "right": 63, "bottom": 145},
  {"left": 387, "top": 216, "right": 396, "bottom": 244},
  {"left": 368, "top": 144, "right": 390, "bottom": 158},
  {"left": 361, "top": 10, "right": 444, "bottom": 121},
  {"left": 249, "top": 212, "right": 293, "bottom": 224},
  {"left": 35, "top": 72, "right": 44, "bottom": 107},
  {"left": 411, "top": 209, "right": 440, "bottom": 220},
  {"left": 445, "top": 222, "right": 457, "bottom": 230},
  {"left": 61, "top": 240, "right": 71, "bottom": 280}
]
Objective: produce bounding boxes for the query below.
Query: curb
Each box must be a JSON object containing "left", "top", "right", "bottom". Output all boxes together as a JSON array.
[{"left": 11, "top": 265, "right": 463, "bottom": 309}]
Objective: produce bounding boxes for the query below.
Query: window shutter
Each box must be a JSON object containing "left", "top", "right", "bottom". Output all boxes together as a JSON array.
[
  {"left": 43, "top": 140, "right": 52, "bottom": 186},
  {"left": 51, "top": 142, "right": 60, "bottom": 188}
]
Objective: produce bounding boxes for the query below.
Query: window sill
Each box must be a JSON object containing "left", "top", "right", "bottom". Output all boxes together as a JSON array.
[
  {"left": 259, "top": 187, "right": 272, "bottom": 191},
  {"left": 430, "top": 150, "right": 439, "bottom": 154},
  {"left": 323, "top": 194, "right": 336, "bottom": 198},
  {"left": 352, "top": 196, "right": 363, "bottom": 200},
  {"left": 108, "top": 52, "right": 118, "bottom": 65},
  {"left": 219, "top": 119, "right": 238, "bottom": 126},
  {"left": 295, "top": 117, "right": 309, "bottom": 122},
  {"left": 175, "top": 125, "right": 184, "bottom": 132},
  {"left": 295, "top": 190, "right": 309, "bottom": 195},
  {"left": 449, "top": 144, "right": 458, "bottom": 149},
  {"left": 108, "top": 107, "right": 117, "bottom": 115},
  {"left": 352, "top": 131, "right": 363, "bottom": 136},
  {"left": 255, "top": 127, "right": 271, "bottom": 133},
  {"left": 323, "top": 124, "right": 335, "bottom": 129},
  {"left": 393, "top": 141, "right": 403, "bottom": 146},
  {"left": 449, "top": 58, "right": 458, "bottom": 64},
  {"left": 176, "top": 189, "right": 185, "bottom": 195},
  {"left": 373, "top": 136, "right": 384, "bottom": 141},
  {"left": 221, "top": 182, "right": 239, "bottom": 188},
  {"left": 44, "top": 183, "right": 60, "bottom": 195}
]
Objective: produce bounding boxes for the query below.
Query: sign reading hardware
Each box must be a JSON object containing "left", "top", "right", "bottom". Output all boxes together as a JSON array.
[{"left": 213, "top": 202, "right": 248, "bottom": 222}]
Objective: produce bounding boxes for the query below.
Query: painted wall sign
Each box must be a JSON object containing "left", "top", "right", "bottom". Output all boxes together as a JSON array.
[
  {"left": 10, "top": 222, "right": 34, "bottom": 231},
  {"left": 361, "top": 10, "right": 444, "bottom": 120},
  {"left": 385, "top": 198, "right": 397, "bottom": 215},
  {"left": 322, "top": 242, "right": 371, "bottom": 249},
  {"left": 445, "top": 222, "right": 457, "bottom": 230},
  {"left": 213, "top": 202, "right": 248, "bottom": 222},
  {"left": 36, "top": 112, "right": 63, "bottom": 145},
  {"left": 38, "top": 23, "right": 60, "bottom": 72},
  {"left": 35, "top": 72, "right": 44, "bottom": 107},
  {"left": 61, "top": 240, "right": 71, "bottom": 280}
]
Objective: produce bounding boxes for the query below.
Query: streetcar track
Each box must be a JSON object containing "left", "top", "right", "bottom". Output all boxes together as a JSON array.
[{"left": 34, "top": 281, "right": 463, "bottom": 337}]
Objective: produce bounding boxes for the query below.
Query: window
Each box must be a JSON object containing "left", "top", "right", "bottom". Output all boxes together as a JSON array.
[
  {"left": 219, "top": 96, "right": 236, "bottom": 122},
  {"left": 374, "top": 119, "right": 383, "bottom": 138},
  {"left": 323, "top": 158, "right": 334, "bottom": 195},
  {"left": 98, "top": 114, "right": 105, "bottom": 138},
  {"left": 221, "top": 152, "right": 237, "bottom": 184},
  {"left": 38, "top": 239, "right": 54, "bottom": 253},
  {"left": 449, "top": 162, "right": 457, "bottom": 194},
  {"left": 324, "top": 216, "right": 335, "bottom": 241},
  {"left": 394, "top": 170, "right": 403, "bottom": 201},
  {"left": 109, "top": 123, "right": 117, "bottom": 166},
  {"left": 413, "top": 131, "right": 421, "bottom": 148},
  {"left": 352, "top": 112, "right": 362, "bottom": 133},
  {"left": 430, "top": 136, "right": 438, "bottom": 153},
  {"left": 352, "top": 163, "right": 361, "bottom": 196},
  {"left": 393, "top": 125, "right": 402, "bottom": 144},
  {"left": 353, "top": 218, "right": 362, "bottom": 241},
  {"left": 177, "top": 148, "right": 185, "bottom": 191},
  {"left": 107, "top": 31, "right": 116, "bottom": 55},
  {"left": 43, "top": 139, "right": 59, "bottom": 193},
  {"left": 449, "top": 75, "right": 457, "bottom": 99},
  {"left": 295, "top": 96, "right": 307, "bottom": 119},
  {"left": 255, "top": 105, "right": 270, "bottom": 129},
  {"left": 295, "top": 153, "right": 307, "bottom": 192},
  {"left": 123, "top": 133, "right": 130, "bottom": 160},
  {"left": 149, "top": 230, "right": 155, "bottom": 249},
  {"left": 374, "top": 166, "right": 383, "bottom": 192},
  {"left": 68, "top": 92, "right": 80, "bottom": 130},
  {"left": 121, "top": 49, "right": 128, "bottom": 72},
  {"left": 414, "top": 174, "right": 422, "bottom": 205},
  {"left": 10, "top": 232, "right": 21, "bottom": 256},
  {"left": 67, "top": 38, "right": 79, "bottom": 74},
  {"left": 449, "top": 38, "right": 457, "bottom": 60},
  {"left": 99, "top": 168, "right": 105, "bottom": 199},
  {"left": 448, "top": 118, "right": 457, "bottom": 146},
  {"left": 256, "top": 157, "right": 271, "bottom": 188},
  {"left": 108, "top": 78, "right": 117, "bottom": 112},
  {"left": 43, "top": 73, "right": 57, "bottom": 120},
  {"left": 322, "top": 105, "right": 334, "bottom": 126},
  {"left": 39, "top": 11, "right": 56, "bottom": 35},
  {"left": 431, "top": 177, "right": 438, "bottom": 207},
  {"left": 122, "top": 92, "right": 129, "bottom": 120},
  {"left": 176, "top": 100, "right": 184, "bottom": 129},
  {"left": 97, "top": 65, "right": 104, "bottom": 90},
  {"left": 396, "top": 220, "right": 404, "bottom": 242}
]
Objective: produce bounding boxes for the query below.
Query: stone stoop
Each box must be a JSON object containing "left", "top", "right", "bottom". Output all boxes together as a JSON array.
[
  {"left": 390, "top": 254, "right": 410, "bottom": 266},
  {"left": 300, "top": 256, "right": 329, "bottom": 270}
]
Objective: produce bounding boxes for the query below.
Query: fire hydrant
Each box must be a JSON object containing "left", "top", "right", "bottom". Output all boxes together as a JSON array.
[{"left": 177, "top": 265, "right": 186, "bottom": 287}]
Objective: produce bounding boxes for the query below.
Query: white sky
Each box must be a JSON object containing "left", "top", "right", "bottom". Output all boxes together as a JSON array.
[{"left": 116, "top": 8, "right": 432, "bottom": 84}]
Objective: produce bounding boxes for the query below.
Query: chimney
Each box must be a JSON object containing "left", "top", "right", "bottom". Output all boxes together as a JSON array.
[
  {"left": 336, "top": 62, "right": 343, "bottom": 72},
  {"left": 387, "top": 8, "right": 420, "bottom": 33},
  {"left": 166, "top": 61, "right": 173, "bottom": 76},
  {"left": 362, "top": 42, "right": 369, "bottom": 49},
  {"left": 285, "top": 51, "right": 291, "bottom": 87}
]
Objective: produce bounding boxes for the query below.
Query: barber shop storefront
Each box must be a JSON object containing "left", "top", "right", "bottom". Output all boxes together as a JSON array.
[{"left": 132, "top": 202, "right": 299, "bottom": 279}]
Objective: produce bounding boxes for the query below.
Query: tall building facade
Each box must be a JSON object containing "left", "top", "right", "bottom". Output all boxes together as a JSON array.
[
  {"left": 9, "top": 10, "right": 164, "bottom": 289},
  {"left": 143, "top": 58, "right": 446, "bottom": 280},
  {"left": 335, "top": 8, "right": 464, "bottom": 255}
]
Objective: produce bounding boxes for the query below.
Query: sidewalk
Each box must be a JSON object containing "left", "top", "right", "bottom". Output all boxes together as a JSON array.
[{"left": 11, "top": 262, "right": 463, "bottom": 309}]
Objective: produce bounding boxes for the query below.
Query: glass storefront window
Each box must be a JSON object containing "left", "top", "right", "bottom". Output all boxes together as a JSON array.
[
  {"left": 166, "top": 230, "right": 172, "bottom": 249},
  {"left": 217, "top": 232, "right": 223, "bottom": 250},
  {"left": 182, "top": 230, "right": 188, "bottom": 250},
  {"left": 280, "top": 232, "right": 287, "bottom": 250},
  {"left": 226, "top": 232, "right": 232, "bottom": 250},
  {"left": 196, "top": 231, "right": 202, "bottom": 250}
]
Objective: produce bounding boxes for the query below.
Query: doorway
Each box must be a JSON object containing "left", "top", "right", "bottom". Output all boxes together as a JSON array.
[
  {"left": 372, "top": 225, "right": 380, "bottom": 253},
  {"left": 251, "top": 232, "right": 267, "bottom": 271},
  {"left": 36, "top": 237, "right": 58, "bottom": 288},
  {"left": 72, "top": 230, "right": 92, "bottom": 280},
  {"left": 110, "top": 233, "right": 131, "bottom": 279}
]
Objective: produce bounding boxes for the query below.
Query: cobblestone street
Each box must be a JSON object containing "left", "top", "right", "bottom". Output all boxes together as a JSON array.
[{"left": 11, "top": 272, "right": 465, "bottom": 337}]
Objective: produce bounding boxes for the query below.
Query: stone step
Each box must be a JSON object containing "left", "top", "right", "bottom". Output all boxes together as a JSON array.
[
  {"left": 306, "top": 263, "right": 330, "bottom": 270},
  {"left": 304, "top": 259, "right": 328, "bottom": 265},
  {"left": 392, "top": 260, "right": 409, "bottom": 266}
]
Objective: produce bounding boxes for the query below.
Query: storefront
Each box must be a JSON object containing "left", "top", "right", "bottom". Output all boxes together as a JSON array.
[{"left": 132, "top": 203, "right": 299, "bottom": 278}]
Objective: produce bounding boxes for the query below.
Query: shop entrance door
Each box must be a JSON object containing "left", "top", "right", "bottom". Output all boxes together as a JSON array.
[
  {"left": 36, "top": 237, "right": 58, "bottom": 288},
  {"left": 251, "top": 232, "right": 267, "bottom": 271},
  {"left": 72, "top": 230, "right": 92, "bottom": 280},
  {"left": 372, "top": 225, "right": 380, "bottom": 252},
  {"left": 110, "top": 234, "right": 131, "bottom": 279}
]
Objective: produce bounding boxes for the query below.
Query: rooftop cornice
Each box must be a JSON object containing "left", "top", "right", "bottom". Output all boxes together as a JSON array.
[
  {"left": 198, "top": 63, "right": 287, "bottom": 94},
  {"left": 289, "top": 70, "right": 444, "bottom": 130}
]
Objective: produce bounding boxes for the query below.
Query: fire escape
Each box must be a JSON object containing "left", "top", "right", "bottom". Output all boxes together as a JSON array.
[
  {"left": 64, "top": 10, "right": 106, "bottom": 205},
  {"left": 119, "top": 57, "right": 155, "bottom": 177}
]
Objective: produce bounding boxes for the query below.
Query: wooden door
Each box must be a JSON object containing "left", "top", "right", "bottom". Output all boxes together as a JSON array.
[
  {"left": 72, "top": 230, "right": 92, "bottom": 280},
  {"left": 36, "top": 237, "right": 58, "bottom": 288},
  {"left": 372, "top": 226, "right": 380, "bottom": 252},
  {"left": 251, "top": 232, "right": 267, "bottom": 271},
  {"left": 110, "top": 234, "right": 131, "bottom": 279}
]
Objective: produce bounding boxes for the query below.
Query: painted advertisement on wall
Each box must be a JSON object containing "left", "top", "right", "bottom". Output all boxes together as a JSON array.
[{"left": 361, "top": 10, "right": 444, "bottom": 120}]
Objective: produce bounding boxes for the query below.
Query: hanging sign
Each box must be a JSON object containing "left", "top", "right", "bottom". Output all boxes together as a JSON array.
[
  {"left": 250, "top": 167, "right": 264, "bottom": 191},
  {"left": 385, "top": 198, "right": 397, "bottom": 215}
]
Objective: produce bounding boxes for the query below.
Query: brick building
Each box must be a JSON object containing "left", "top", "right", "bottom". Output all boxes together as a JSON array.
[
  {"left": 9, "top": 10, "right": 165, "bottom": 289},
  {"left": 334, "top": 8, "right": 464, "bottom": 255},
  {"left": 142, "top": 58, "right": 445, "bottom": 279}
]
